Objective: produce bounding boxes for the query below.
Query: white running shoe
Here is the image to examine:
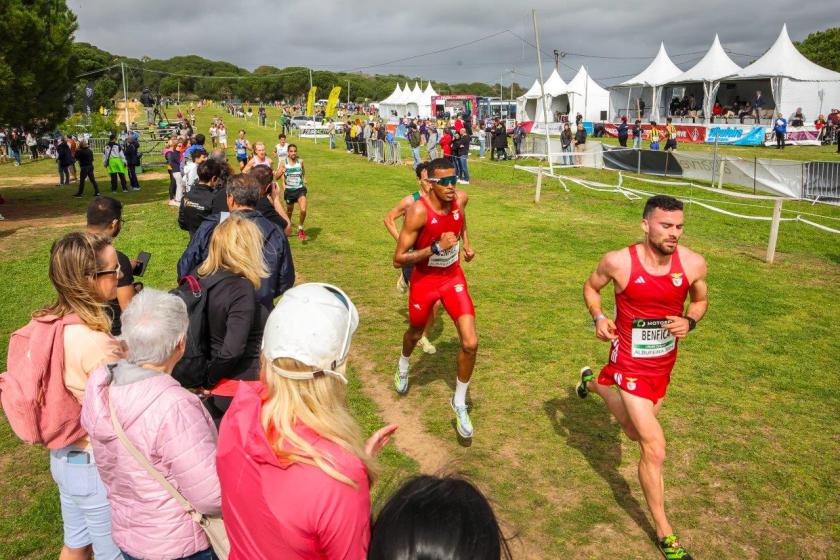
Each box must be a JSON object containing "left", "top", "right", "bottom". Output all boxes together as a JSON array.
[
  {"left": 394, "top": 365, "right": 409, "bottom": 395},
  {"left": 396, "top": 273, "right": 407, "bottom": 293},
  {"left": 418, "top": 336, "right": 436, "bottom": 354},
  {"left": 168, "top": 199, "right": 180, "bottom": 207},
  {"left": 450, "top": 398, "right": 474, "bottom": 438}
]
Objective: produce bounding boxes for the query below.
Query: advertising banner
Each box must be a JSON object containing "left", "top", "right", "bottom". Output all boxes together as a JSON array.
[
  {"left": 705, "top": 125, "right": 765, "bottom": 146},
  {"left": 83, "top": 81, "right": 94, "bottom": 114},
  {"left": 764, "top": 127, "right": 821, "bottom": 146},
  {"left": 325, "top": 87, "right": 341, "bottom": 118},
  {"left": 306, "top": 87, "right": 317, "bottom": 117},
  {"left": 603, "top": 123, "right": 707, "bottom": 144}
]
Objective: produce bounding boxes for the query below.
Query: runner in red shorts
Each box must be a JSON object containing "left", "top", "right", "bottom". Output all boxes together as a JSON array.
[
  {"left": 579, "top": 195, "right": 708, "bottom": 560},
  {"left": 393, "top": 157, "right": 476, "bottom": 438}
]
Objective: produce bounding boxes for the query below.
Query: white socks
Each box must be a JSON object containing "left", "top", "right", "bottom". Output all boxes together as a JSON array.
[
  {"left": 398, "top": 355, "right": 410, "bottom": 377},
  {"left": 454, "top": 379, "right": 470, "bottom": 407}
]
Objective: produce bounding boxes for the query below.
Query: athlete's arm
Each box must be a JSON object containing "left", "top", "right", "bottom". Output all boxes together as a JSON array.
[
  {"left": 242, "top": 156, "right": 255, "bottom": 173},
  {"left": 583, "top": 251, "right": 621, "bottom": 341},
  {"left": 394, "top": 202, "right": 458, "bottom": 268},
  {"left": 269, "top": 183, "right": 293, "bottom": 236},
  {"left": 273, "top": 162, "right": 286, "bottom": 181},
  {"left": 457, "top": 190, "right": 475, "bottom": 262},
  {"left": 666, "top": 251, "right": 708, "bottom": 338},
  {"left": 383, "top": 196, "right": 413, "bottom": 241}
]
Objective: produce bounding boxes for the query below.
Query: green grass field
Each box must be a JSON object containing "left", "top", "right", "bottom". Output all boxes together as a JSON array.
[{"left": 1, "top": 105, "right": 838, "bottom": 559}]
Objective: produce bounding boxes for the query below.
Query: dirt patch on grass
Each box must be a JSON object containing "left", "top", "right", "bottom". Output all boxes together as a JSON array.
[{"left": 0, "top": 171, "right": 169, "bottom": 188}]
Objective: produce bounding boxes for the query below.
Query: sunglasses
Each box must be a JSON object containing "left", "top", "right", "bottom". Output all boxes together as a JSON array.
[
  {"left": 427, "top": 176, "right": 458, "bottom": 186},
  {"left": 95, "top": 263, "right": 121, "bottom": 277}
]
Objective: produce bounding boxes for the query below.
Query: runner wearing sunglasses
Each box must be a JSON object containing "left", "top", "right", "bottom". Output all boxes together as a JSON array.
[{"left": 393, "top": 157, "right": 477, "bottom": 439}]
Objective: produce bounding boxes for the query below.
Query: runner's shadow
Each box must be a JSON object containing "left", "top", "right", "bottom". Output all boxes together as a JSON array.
[
  {"left": 302, "top": 227, "right": 321, "bottom": 242},
  {"left": 543, "top": 389, "right": 657, "bottom": 541},
  {"left": 411, "top": 339, "right": 460, "bottom": 392}
]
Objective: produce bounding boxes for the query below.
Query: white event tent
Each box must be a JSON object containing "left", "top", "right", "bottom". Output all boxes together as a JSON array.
[
  {"left": 420, "top": 82, "right": 438, "bottom": 118},
  {"left": 379, "top": 84, "right": 403, "bottom": 117},
  {"left": 610, "top": 43, "right": 683, "bottom": 121},
  {"left": 722, "top": 24, "right": 840, "bottom": 120},
  {"left": 664, "top": 34, "right": 741, "bottom": 120},
  {"left": 516, "top": 79, "right": 545, "bottom": 122},
  {"left": 378, "top": 81, "right": 439, "bottom": 119},
  {"left": 404, "top": 82, "right": 423, "bottom": 117},
  {"left": 564, "top": 66, "right": 611, "bottom": 122},
  {"left": 535, "top": 69, "right": 568, "bottom": 121}
]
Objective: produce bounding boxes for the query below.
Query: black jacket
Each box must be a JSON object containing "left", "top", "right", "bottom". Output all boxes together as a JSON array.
[
  {"left": 124, "top": 142, "right": 140, "bottom": 165},
  {"left": 575, "top": 129, "right": 587, "bottom": 145},
  {"left": 177, "top": 209, "right": 295, "bottom": 310},
  {"left": 56, "top": 141, "right": 73, "bottom": 166},
  {"left": 492, "top": 125, "right": 508, "bottom": 149},
  {"left": 256, "top": 196, "right": 288, "bottom": 231},
  {"left": 179, "top": 184, "right": 216, "bottom": 237},
  {"left": 204, "top": 272, "right": 268, "bottom": 386},
  {"left": 139, "top": 91, "right": 155, "bottom": 108},
  {"left": 455, "top": 134, "right": 471, "bottom": 157},
  {"left": 75, "top": 146, "right": 95, "bottom": 167}
]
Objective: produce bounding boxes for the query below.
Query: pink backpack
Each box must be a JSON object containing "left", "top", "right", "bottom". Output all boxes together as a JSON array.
[{"left": 0, "top": 314, "right": 87, "bottom": 448}]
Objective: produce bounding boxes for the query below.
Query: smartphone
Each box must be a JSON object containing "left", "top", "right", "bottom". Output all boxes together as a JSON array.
[
  {"left": 67, "top": 450, "right": 90, "bottom": 464},
  {"left": 133, "top": 251, "right": 151, "bottom": 277}
]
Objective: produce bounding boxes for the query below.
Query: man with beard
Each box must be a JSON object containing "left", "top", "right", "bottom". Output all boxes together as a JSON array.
[{"left": 577, "top": 195, "right": 707, "bottom": 560}]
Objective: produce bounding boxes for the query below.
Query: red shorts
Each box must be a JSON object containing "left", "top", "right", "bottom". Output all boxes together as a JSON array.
[
  {"left": 598, "top": 365, "right": 671, "bottom": 404},
  {"left": 408, "top": 269, "right": 475, "bottom": 328}
]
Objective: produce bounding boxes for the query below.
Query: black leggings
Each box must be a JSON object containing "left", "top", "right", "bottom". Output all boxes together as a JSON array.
[
  {"left": 775, "top": 131, "right": 785, "bottom": 149},
  {"left": 110, "top": 172, "right": 127, "bottom": 192},
  {"left": 127, "top": 165, "right": 140, "bottom": 189},
  {"left": 76, "top": 166, "right": 99, "bottom": 196},
  {"left": 168, "top": 171, "right": 177, "bottom": 199}
]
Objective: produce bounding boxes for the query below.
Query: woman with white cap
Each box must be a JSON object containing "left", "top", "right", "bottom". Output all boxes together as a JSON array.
[{"left": 216, "top": 283, "right": 397, "bottom": 560}]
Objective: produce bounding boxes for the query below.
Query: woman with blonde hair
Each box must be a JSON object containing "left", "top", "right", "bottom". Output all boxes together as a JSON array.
[
  {"left": 195, "top": 213, "right": 270, "bottom": 422},
  {"left": 38, "top": 232, "right": 125, "bottom": 560},
  {"left": 217, "top": 283, "right": 398, "bottom": 559}
]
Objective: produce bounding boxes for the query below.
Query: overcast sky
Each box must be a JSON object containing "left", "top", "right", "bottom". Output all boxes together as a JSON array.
[{"left": 69, "top": 0, "right": 839, "bottom": 88}]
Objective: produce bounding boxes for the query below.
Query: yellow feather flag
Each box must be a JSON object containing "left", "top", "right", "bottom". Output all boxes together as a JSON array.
[
  {"left": 306, "top": 87, "right": 317, "bottom": 117},
  {"left": 325, "top": 86, "right": 342, "bottom": 117}
]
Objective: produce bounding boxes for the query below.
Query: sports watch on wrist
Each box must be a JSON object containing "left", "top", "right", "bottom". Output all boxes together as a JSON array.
[
  {"left": 685, "top": 316, "right": 697, "bottom": 331},
  {"left": 593, "top": 314, "right": 607, "bottom": 325},
  {"left": 430, "top": 241, "right": 441, "bottom": 255}
]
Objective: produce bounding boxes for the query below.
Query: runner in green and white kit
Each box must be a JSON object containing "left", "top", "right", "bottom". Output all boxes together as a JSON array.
[{"left": 274, "top": 144, "right": 308, "bottom": 241}]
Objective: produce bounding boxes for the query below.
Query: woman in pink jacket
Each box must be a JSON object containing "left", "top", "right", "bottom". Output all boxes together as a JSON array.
[
  {"left": 217, "top": 283, "right": 397, "bottom": 560},
  {"left": 81, "top": 288, "right": 221, "bottom": 560}
]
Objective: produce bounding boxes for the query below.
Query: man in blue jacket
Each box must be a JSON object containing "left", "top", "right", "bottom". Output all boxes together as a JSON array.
[
  {"left": 177, "top": 174, "right": 295, "bottom": 310},
  {"left": 773, "top": 112, "right": 787, "bottom": 149}
]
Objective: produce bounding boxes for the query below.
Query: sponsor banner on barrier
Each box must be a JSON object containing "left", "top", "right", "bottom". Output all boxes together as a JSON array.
[
  {"left": 764, "top": 127, "right": 821, "bottom": 146},
  {"left": 527, "top": 121, "right": 594, "bottom": 135},
  {"left": 604, "top": 123, "right": 707, "bottom": 144},
  {"left": 705, "top": 125, "right": 765, "bottom": 146}
]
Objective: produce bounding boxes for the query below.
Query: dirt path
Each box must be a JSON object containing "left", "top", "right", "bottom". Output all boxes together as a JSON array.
[
  {"left": 350, "top": 326, "right": 543, "bottom": 559},
  {"left": 0, "top": 171, "right": 169, "bottom": 188}
]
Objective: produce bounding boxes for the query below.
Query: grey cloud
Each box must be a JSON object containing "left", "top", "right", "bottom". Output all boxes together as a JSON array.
[{"left": 69, "top": 0, "right": 840, "bottom": 88}]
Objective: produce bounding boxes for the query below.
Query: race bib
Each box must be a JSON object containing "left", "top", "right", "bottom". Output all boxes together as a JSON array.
[
  {"left": 631, "top": 318, "right": 675, "bottom": 358},
  {"left": 286, "top": 174, "right": 302, "bottom": 188},
  {"left": 428, "top": 241, "right": 459, "bottom": 268}
]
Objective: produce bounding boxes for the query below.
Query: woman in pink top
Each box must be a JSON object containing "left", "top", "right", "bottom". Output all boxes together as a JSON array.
[
  {"left": 38, "top": 232, "right": 125, "bottom": 560},
  {"left": 217, "top": 283, "right": 397, "bottom": 560}
]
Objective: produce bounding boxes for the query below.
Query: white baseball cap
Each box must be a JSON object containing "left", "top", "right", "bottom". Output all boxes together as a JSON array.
[{"left": 261, "top": 283, "right": 359, "bottom": 384}]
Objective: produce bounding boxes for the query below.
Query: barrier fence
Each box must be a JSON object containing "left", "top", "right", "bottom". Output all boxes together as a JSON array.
[{"left": 365, "top": 139, "right": 402, "bottom": 165}]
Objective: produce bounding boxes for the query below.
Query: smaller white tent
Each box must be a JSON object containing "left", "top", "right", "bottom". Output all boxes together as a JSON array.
[
  {"left": 517, "top": 79, "right": 546, "bottom": 122},
  {"left": 724, "top": 24, "right": 840, "bottom": 119},
  {"left": 665, "top": 35, "right": 741, "bottom": 119},
  {"left": 611, "top": 43, "right": 683, "bottom": 121},
  {"left": 537, "top": 69, "right": 568, "bottom": 121},
  {"left": 379, "top": 84, "right": 403, "bottom": 117},
  {"left": 565, "top": 66, "right": 611, "bottom": 121},
  {"left": 420, "top": 82, "right": 438, "bottom": 118},
  {"left": 405, "top": 82, "right": 423, "bottom": 117}
]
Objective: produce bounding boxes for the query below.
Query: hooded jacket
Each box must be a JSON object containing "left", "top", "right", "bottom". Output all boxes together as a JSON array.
[
  {"left": 217, "top": 382, "right": 370, "bottom": 560},
  {"left": 80, "top": 362, "right": 220, "bottom": 560},
  {"left": 176, "top": 209, "right": 295, "bottom": 310}
]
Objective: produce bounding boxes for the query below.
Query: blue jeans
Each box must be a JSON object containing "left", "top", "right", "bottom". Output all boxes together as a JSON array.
[
  {"left": 411, "top": 146, "right": 421, "bottom": 168},
  {"left": 633, "top": 136, "right": 641, "bottom": 149},
  {"left": 329, "top": 133, "right": 335, "bottom": 149},
  {"left": 479, "top": 138, "right": 485, "bottom": 157},
  {"left": 459, "top": 155, "right": 470, "bottom": 182},
  {"left": 122, "top": 549, "right": 217, "bottom": 560},
  {"left": 10, "top": 148, "right": 21, "bottom": 165},
  {"left": 49, "top": 447, "right": 122, "bottom": 559},
  {"left": 562, "top": 145, "right": 573, "bottom": 165},
  {"left": 451, "top": 155, "right": 462, "bottom": 178}
]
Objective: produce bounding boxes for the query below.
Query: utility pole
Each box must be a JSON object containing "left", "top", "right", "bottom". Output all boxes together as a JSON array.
[
  {"left": 347, "top": 80, "right": 350, "bottom": 104},
  {"left": 177, "top": 79, "right": 180, "bottom": 105},
  {"left": 120, "top": 62, "right": 130, "bottom": 132},
  {"left": 533, "top": 10, "right": 554, "bottom": 174},
  {"left": 553, "top": 49, "right": 560, "bottom": 72}
]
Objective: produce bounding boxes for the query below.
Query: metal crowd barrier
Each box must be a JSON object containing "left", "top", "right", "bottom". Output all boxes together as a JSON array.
[{"left": 365, "top": 139, "right": 402, "bottom": 165}]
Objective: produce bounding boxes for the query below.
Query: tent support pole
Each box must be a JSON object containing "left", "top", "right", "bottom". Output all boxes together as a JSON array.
[{"left": 532, "top": 9, "right": 554, "bottom": 175}]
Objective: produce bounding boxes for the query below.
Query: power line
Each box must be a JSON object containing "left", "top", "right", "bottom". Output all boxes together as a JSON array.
[{"left": 74, "top": 64, "right": 120, "bottom": 79}]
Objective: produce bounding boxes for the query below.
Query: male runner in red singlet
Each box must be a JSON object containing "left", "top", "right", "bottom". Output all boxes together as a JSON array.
[
  {"left": 384, "top": 162, "right": 438, "bottom": 353},
  {"left": 579, "top": 195, "right": 707, "bottom": 560},
  {"left": 394, "top": 157, "right": 476, "bottom": 438}
]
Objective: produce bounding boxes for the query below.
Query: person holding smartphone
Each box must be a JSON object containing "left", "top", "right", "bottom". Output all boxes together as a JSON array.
[{"left": 86, "top": 197, "right": 137, "bottom": 336}]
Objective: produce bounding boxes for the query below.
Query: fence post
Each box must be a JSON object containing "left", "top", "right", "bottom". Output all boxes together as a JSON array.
[
  {"left": 618, "top": 171, "right": 623, "bottom": 189},
  {"left": 664, "top": 151, "right": 670, "bottom": 178},
  {"left": 717, "top": 158, "right": 725, "bottom": 188},
  {"left": 637, "top": 149, "right": 641, "bottom": 175},
  {"left": 766, "top": 199, "right": 783, "bottom": 264},
  {"left": 535, "top": 167, "right": 543, "bottom": 203},
  {"left": 753, "top": 157, "right": 757, "bottom": 194}
]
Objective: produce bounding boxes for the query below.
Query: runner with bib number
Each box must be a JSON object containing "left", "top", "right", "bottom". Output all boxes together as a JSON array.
[
  {"left": 275, "top": 144, "right": 308, "bottom": 242},
  {"left": 393, "top": 158, "right": 476, "bottom": 439},
  {"left": 577, "top": 195, "right": 708, "bottom": 560}
]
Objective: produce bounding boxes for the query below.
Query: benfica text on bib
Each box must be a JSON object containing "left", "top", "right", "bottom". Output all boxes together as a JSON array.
[{"left": 631, "top": 318, "right": 675, "bottom": 358}]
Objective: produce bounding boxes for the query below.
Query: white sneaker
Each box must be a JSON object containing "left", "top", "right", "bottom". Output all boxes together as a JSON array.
[
  {"left": 394, "top": 365, "right": 409, "bottom": 395},
  {"left": 396, "top": 273, "right": 407, "bottom": 293},
  {"left": 457, "top": 179, "right": 467, "bottom": 184},
  {"left": 450, "top": 398, "right": 474, "bottom": 438},
  {"left": 168, "top": 199, "right": 180, "bottom": 207},
  {"left": 418, "top": 336, "right": 436, "bottom": 354}
]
